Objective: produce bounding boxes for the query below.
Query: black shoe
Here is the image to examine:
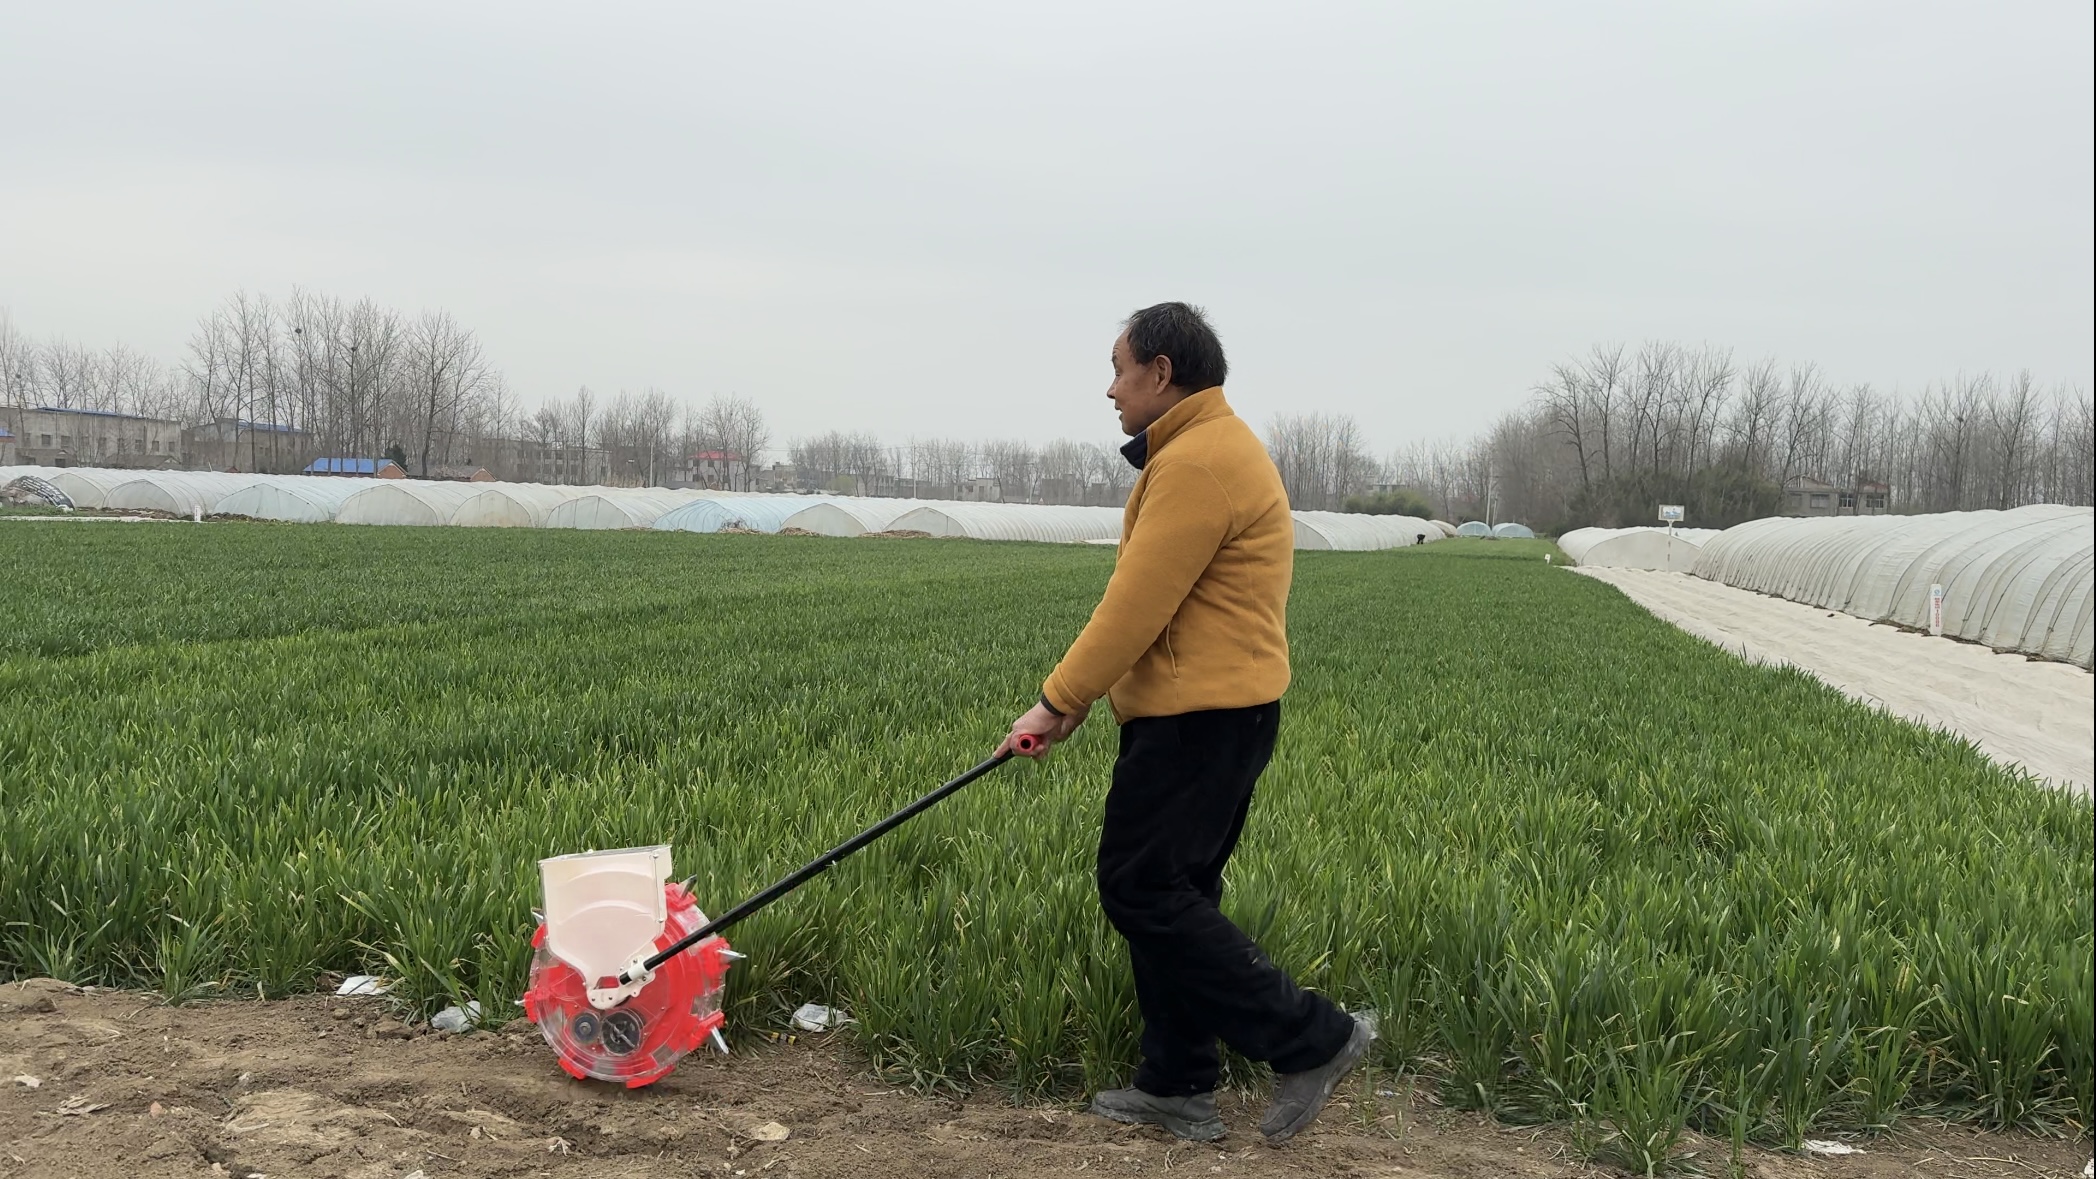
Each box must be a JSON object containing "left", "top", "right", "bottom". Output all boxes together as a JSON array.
[
  {"left": 1258, "top": 1014, "right": 1375, "bottom": 1142},
  {"left": 1087, "top": 1086, "right": 1226, "bottom": 1141}
]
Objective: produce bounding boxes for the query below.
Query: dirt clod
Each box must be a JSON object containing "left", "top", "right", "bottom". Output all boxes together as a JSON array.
[
  {"left": 139, "top": 1133, "right": 201, "bottom": 1162},
  {"left": 0, "top": 977, "right": 70, "bottom": 1014}
]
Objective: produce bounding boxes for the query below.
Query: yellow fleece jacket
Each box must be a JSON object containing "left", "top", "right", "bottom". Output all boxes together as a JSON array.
[{"left": 1043, "top": 387, "right": 1293, "bottom": 723}]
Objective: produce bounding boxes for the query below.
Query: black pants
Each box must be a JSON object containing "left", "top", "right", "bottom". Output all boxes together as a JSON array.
[{"left": 1097, "top": 700, "right": 1354, "bottom": 1096}]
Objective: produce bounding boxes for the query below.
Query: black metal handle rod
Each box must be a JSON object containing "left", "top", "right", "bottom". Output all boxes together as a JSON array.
[{"left": 630, "top": 740, "right": 1036, "bottom": 979}]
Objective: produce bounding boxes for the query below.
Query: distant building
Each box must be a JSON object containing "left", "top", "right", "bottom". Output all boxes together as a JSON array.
[
  {"left": 306, "top": 457, "right": 407, "bottom": 478},
  {"left": 183, "top": 417, "right": 316, "bottom": 473},
  {"left": 2, "top": 405, "right": 185, "bottom": 468},
  {"left": 958, "top": 476, "right": 1003, "bottom": 503},
  {"left": 687, "top": 449, "right": 748, "bottom": 490},
  {"left": 1784, "top": 475, "right": 1890, "bottom": 517},
  {"left": 0, "top": 425, "right": 14, "bottom": 465},
  {"left": 508, "top": 439, "right": 609, "bottom": 485},
  {"left": 1037, "top": 475, "right": 1086, "bottom": 505},
  {"left": 1036, "top": 477, "right": 1128, "bottom": 507}
]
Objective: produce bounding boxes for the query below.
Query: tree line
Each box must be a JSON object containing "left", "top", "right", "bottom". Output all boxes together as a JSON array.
[
  {"left": 0, "top": 293, "right": 769, "bottom": 484},
  {"left": 2, "top": 292, "right": 509, "bottom": 477},
  {"left": 7, "top": 297, "right": 2087, "bottom": 522},
  {"left": 784, "top": 350, "right": 2090, "bottom": 526},
  {"left": 786, "top": 433, "right": 1136, "bottom": 504},
  {"left": 2, "top": 291, "right": 1376, "bottom": 504},
  {"left": 1388, "top": 343, "right": 2093, "bottom": 531}
]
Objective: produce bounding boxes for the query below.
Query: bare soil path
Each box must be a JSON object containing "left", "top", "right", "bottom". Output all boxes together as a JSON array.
[{"left": 2, "top": 981, "right": 2088, "bottom": 1179}]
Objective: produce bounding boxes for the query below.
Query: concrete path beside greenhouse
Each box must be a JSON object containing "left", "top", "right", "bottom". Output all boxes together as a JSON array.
[{"left": 1573, "top": 567, "right": 2094, "bottom": 797}]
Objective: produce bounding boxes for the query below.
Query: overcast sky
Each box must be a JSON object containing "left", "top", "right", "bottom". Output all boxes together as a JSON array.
[{"left": 2, "top": 1, "right": 2090, "bottom": 454}]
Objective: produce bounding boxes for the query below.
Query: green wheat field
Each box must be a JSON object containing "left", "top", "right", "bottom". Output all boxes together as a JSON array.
[{"left": 1, "top": 524, "right": 2087, "bottom": 1171}]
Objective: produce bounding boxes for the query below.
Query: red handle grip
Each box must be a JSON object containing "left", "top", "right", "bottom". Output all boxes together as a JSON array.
[{"left": 1012, "top": 733, "right": 1044, "bottom": 756}]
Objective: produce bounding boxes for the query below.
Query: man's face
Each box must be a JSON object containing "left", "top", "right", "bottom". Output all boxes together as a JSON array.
[{"left": 1106, "top": 331, "right": 1176, "bottom": 437}]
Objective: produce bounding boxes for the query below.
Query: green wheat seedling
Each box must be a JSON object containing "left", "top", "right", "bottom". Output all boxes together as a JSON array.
[{"left": 0, "top": 526, "right": 2087, "bottom": 1175}]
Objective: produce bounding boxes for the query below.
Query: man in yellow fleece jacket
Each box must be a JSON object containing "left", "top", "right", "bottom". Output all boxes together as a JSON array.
[{"left": 1000, "top": 303, "right": 1371, "bottom": 1143}]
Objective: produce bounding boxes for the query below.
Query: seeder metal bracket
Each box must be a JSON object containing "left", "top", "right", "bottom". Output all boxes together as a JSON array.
[{"left": 587, "top": 958, "right": 657, "bottom": 1010}]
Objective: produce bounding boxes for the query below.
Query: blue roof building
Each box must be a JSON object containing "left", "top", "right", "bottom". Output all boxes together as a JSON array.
[{"left": 304, "top": 457, "right": 406, "bottom": 477}]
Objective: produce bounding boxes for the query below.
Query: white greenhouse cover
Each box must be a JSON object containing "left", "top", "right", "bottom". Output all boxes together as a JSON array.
[
  {"left": 2, "top": 466, "right": 67, "bottom": 500},
  {"left": 47, "top": 468, "right": 141, "bottom": 509},
  {"left": 544, "top": 488, "right": 708, "bottom": 530},
  {"left": 105, "top": 471, "right": 265, "bottom": 515},
  {"left": 0, "top": 465, "right": 46, "bottom": 487},
  {"left": 214, "top": 477, "right": 388, "bottom": 522},
  {"left": 1692, "top": 505, "right": 2094, "bottom": 668},
  {"left": 779, "top": 497, "right": 928, "bottom": 536},
  {"left": 335, "top": 481, "right": 482, "bottom": 527},
  {"left": 1492, "top": 522, "right": 1537, "bottom": 539},
  {"left": 1290, "top": 511, "right": 1438, "bottom": 551},
  {"left": 655, "top": 495, "right": 829, "bottom": 534},
  {"left": 1454, "top": 521, "right": 1492, "bottom": 537},
  {"left": 889, "top": 502, "right": 1126, "bottom": 543},
  {"left": 1430, "top": 520, "right": 1459, "bottom": 538},
  {"left": 451, "top": 483, "right": 593, "bottom": 528},
  {"left": 1559, "top": 526, "right": 1720, "bottom": 571}
]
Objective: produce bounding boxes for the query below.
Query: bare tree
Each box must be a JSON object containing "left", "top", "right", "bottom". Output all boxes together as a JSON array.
[
  {"left": 696, "top": 394, "right": 770, "bottom": 489},
  {"left": 1988, "top": 370, "right": 2040, "bottom": 509},
  {"left": 1037, "top": 438, "right": 1089, "bottom": 503},
  {"left": 794, "top": 430, "right": 888, "bottom": 493},
  {"left": 1266, "top": 412, "right": 1376, "bottom": 510},
  {"left": 38, "top": 339, "right": 99, "bottom": 410},
  {"left": 0, "top": 313, "right": 34, "bottom": 412},
  {"left": 565, "top": 387, "right": 597, "bottom": 484},
  {"left": 1680, "top": 347, "right": 1734, "bottom": 498},
  {"left": 1084, "top": 441, "right": 1138, "bottom": 504},
  {"left": 634, "top": 389, "right": 678, "bottom": 485},
  {"left": 1539, "top": 362, "right": 1595, "bottom": 494},
  {"left": 901, "top": 437, "right": 974, "bottom": 497},
  {"left": 402, "top": 310, "right": 491, "bottom": 477},
  {"left": 979, "top": 439, "right": 1038, "bottom": 501},
  {"left": 1584, "top": 344, "right": 1627, "bottom": 485}
]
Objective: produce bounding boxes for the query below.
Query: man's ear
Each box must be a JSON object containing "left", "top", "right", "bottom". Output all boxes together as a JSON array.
[{"left": 1150, "top": 352, "right": 1175, "bottom": 391}]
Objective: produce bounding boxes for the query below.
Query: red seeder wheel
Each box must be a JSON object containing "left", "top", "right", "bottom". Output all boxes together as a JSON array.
[{"left": 522, "top": 881, "right": 732, "bottom": 1087}]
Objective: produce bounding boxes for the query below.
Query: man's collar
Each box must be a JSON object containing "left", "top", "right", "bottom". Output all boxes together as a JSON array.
[{"left": 1120, "top": 387, "right": 1230, "bottom": 472}]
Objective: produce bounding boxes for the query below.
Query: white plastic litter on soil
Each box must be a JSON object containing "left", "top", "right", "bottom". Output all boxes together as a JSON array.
[
  {"left": 431, "top": 1001, "right": 484, "bottom": 1031},
  {"left": 1574, "top": 567, "right": 2094, "bottom": 796},
  {"left": 790, "top": 1003, "right": 848, "bottom": 1032}
]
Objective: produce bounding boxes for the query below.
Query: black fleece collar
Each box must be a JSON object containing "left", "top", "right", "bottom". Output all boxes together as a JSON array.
[{"left": 1120, "top": 431, "right": 1149, "bottom": 471}]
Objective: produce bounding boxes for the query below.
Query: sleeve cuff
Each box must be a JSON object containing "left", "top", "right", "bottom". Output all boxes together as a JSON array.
[{"left": 1041, "top": 672, "right": 1088, "bottom": 717}]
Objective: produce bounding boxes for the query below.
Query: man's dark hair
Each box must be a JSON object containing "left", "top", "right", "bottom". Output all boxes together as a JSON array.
[{"left": 1124, "top": 302, "right": 1227, "bottom": 392}]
